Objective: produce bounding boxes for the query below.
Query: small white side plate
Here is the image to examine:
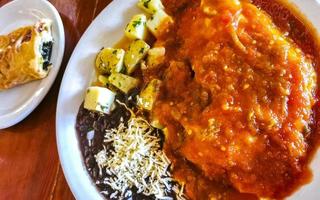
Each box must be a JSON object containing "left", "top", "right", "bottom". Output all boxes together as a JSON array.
[{"left": 0, "top": 0, "right": 65, "bottom": 129}]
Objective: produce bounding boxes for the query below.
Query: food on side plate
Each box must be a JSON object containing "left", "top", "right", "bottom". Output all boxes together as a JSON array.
[
  {"left": 76, "top": 0, "right": 320, "bottom": 199},
  {"left": 0, "top": 19, "right": 53, "bottom": 90},
  {"left": 147, "top": 47, "right": 165, "bottom": 68}
]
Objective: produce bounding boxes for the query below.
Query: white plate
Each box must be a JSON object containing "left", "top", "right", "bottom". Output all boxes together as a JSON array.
[
  {"left": 0, "top": 0, "right": 65, "bottom": 129},
  {"left": 56, "top": 0, "right": 320, "bottom": 199}
]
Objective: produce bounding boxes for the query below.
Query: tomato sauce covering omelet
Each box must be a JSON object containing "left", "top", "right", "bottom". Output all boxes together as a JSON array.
[{"left": 138, "top": 0, "right": 320, "bottom": 199}]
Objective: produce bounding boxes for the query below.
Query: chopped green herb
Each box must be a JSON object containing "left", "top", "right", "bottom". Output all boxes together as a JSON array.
[
  {"left": 98, "top": 103, "right": 109, "bottom": 112},
  {"left": 143, "top": 0, "right": 151, "bottom": 8},
  {"left": 132, "top": 20, "right": 142, "bottom": 28},
  {"left": 139, "top": 48, "right": 145, "bottom": 54},
  {"left": 112, "top": 50, "right": 117, "bottom": 54}
]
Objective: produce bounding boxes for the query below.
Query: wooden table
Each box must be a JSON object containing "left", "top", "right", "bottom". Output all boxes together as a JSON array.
[{"left": 0, "top": 0, "right": 112, "bottom": 199}]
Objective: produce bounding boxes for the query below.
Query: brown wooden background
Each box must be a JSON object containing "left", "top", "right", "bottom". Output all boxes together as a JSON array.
[{"left": 0, "top": 0, "right": 112, "bottom": 199}]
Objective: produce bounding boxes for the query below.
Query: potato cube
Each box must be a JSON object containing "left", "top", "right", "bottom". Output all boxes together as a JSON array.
[
  {"left": 137, "top": 79, "right": 162, "bottom": 110},
  {"left": 108, "top": 73, "right": 140, "bottom": 93},
  {"left": 137, "top": 0, "right": 164, "bottom": 14},
  {"left": 147, "top": 9, "right": 173, "bottom": 38},
  {"left": 124, "top": 39, "right": 150, "bottom": 74},
  {"left": 98, "top": 75, "right": 109, "bottom": 86},
  {"left": 125, "top": 14, "right": 148, "bottom": 40},
  {"left": 147, "top": 47, "right": 165, "bottom": 68},
  {"left": 84, "top": 86, "right": 115, "bottom": 114},
  {"left": 150, "top": 117, "right": 165, "bottom": 129},
  {"left": 95, "top": 48, "right": 125, "bottom": 74}
]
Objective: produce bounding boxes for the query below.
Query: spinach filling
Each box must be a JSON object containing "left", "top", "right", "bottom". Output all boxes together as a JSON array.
[{"left": 41, "top": 41, "right": 53, "bottom": 71}]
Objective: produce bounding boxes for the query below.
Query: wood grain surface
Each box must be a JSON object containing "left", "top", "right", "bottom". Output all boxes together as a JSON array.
[{"left": 0, "top": 0, "right": 112, "bottom": 199}]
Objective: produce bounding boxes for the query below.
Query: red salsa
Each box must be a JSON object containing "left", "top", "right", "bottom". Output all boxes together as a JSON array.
[{"left": 141, "top": 0, "right": 320, "bottom": 199}]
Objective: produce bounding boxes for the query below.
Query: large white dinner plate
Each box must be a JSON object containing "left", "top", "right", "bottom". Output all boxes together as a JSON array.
[
  {"left": 0, "top": 0, "right": 65, "bottom": 129},
  {"left": 56, "top": 0, "right": 320, "bottom": 199}
]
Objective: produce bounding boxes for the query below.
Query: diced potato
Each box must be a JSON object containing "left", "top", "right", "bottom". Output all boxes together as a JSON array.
[
  {"left": 147, "top": 47, "right": 165, "bottom": 68},
  {"left": 125, "top": 14, "right": 148, "bottom": 40},
  {"left": 124, "top": 39, "right": 150, "bottom": 74},
  {"left": 98, "top": 75, "right": 109, "bottom": 86},
  {"left": 163, "top": 127, "right": 169, "bottom": 137},
  {"left": 147, "top": 9, "right": 173, "bottom": 38},
  {"left": 95, "top": 48, "right": 125, "bottom": 74},
  {"left": 137, "top": 79, "right": 162, "bottom": 111},
  {"left": 108, "top": 73, "right": 140, "bottom": 93},
  {"left": 97, "top": 75, "right": 119, "bottom": 92},
  {"left": 150, "top": 117, "right": 164, "bottom": 129},
  {"left": 147, "top": 12, "right": 172, "bottom": 37},
  {"left": 137, "top": 0, "right": 164, "bottom": 14},
  {"left": 84, "top": 86, "right": 115, "bottom": 114}
]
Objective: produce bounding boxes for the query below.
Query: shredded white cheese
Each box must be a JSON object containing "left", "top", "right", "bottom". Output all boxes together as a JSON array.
[{"left": 95, "top": 114, "right": 185, "bottom": 199}]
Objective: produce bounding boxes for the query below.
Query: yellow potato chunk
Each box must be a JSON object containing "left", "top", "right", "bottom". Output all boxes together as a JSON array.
[
  {"left": 95, "top": 48, "right": 125, "bottom": 74},
  {"left": 98, "top": 75, "right": 109, "bottom": 86},
  {"left": 124, "top": 39, "right": 150, "bottom": 74},
  {"left": 84, "top": 86, "right": 115, "bottom": 114},
  {"left": 137, "top": 79, "right": 162, "bottom": 110},
  {"left": 147, "top": 9, "right": 173, "bottom": 38},
  {"left": 108, "top": 73, "right": 140, "bottom": 93},
  {"left": 125, "top": 14, "right": 148, "bottom": 40},
  {"left": 147, "top": 47, "right": 165, "bottom": 68},
  {"left": 137, "top": 0, "right": 164, "bottom": 14}
]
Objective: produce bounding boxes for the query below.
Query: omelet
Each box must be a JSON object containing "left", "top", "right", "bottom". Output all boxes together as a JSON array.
[{"left": 0, "top": 19, "right": 53, "bottom": 90}]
